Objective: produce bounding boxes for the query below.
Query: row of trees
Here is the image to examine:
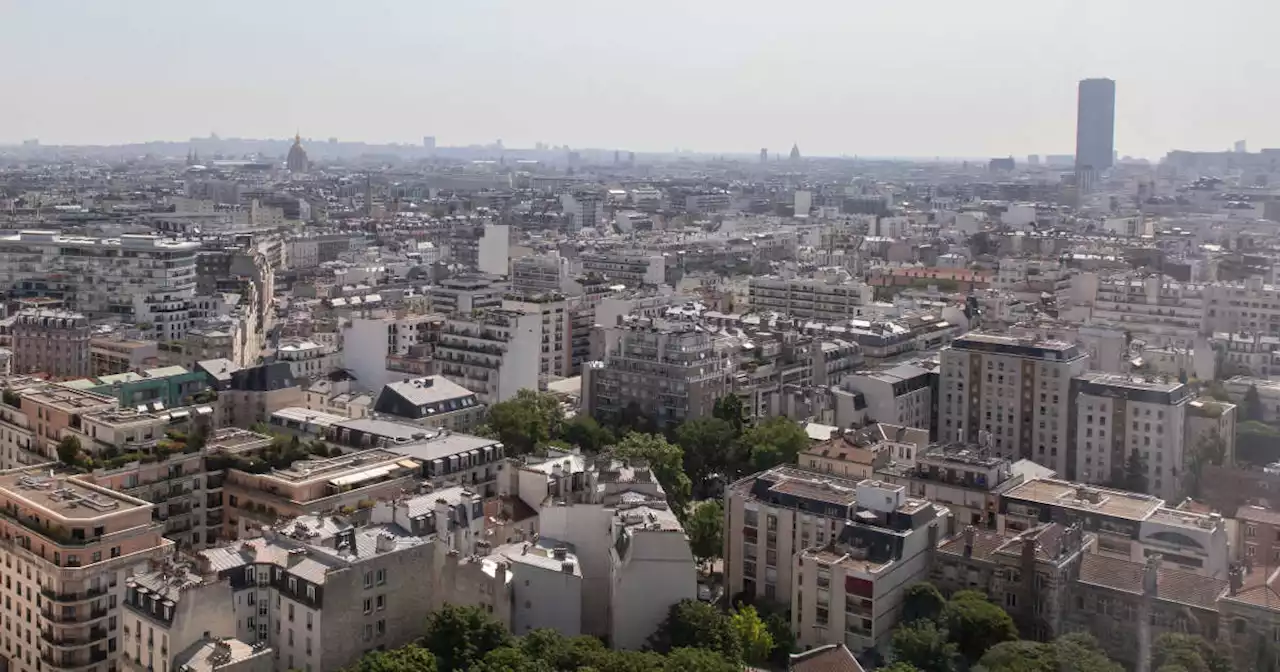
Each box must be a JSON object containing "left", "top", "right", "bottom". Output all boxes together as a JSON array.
[
  {"left": 649, "top": 598, "right": 796, "bottom": 668},
  {"left": 344, "top": 604, "right": 744, "bottom": 672},
  {"left": 892, "top": 582, "right": 1239, "bottom": 672}
]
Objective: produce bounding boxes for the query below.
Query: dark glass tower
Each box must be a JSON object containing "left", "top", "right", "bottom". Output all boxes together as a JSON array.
[{"left": 1075, "top": 78, "right": 1116, "bottom": 173}]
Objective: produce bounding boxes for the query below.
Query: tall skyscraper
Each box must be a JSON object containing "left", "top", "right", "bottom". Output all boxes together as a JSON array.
[{"left": 1075, "top": 78, "right": 1115, "bottom": 173}]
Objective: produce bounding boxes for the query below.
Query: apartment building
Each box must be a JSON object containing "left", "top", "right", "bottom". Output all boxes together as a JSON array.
[
  {"left": 560, "top": 193, "right": 602, "bottom": 233},
  {"left": 342, "top": 314, "right": 445, "bottom": 391},
  {"left": 747, "top": 275, "right": 875, "bottom": 322},
  {"left": 727, "top": 465, "right": 947, "bottom": 619},
  {"left": 121, "top": 559, "right": 271, "bottom": 672},
  {"left": 510, "top": 253, "right": 574, "bottom": 295},
  {"left": 0, "top": 231, "right": 200, "bottom": 343},
  {"left": 582, "top": 316, "right": 733, "bottom": 430},
  {"left": 999, "top": 477, "right": 1230, "bottom": 579},
  {"left": 17, "top": 385, "right": 118, "bottom": 458},
  {"left": 12, "top": 309, "right": 91, "bottom": 379},
  {"left": 59, "top": 366, "right": 208, "bottom": 410},
  {"left": 840, "top": 365, "right": 934, "bottom": 433},
  {"left": 1085, "top": 275, "right": 1205, "bottom": 348},
  {"left": 578, "top": 251, "right": 665, "bottom": 287},
  {"left": 938, "top": 333, "right": 1088, "bottom": 477},
  {"left": 0, "top": 467, "right": 174, "bottom": 672},
  {"left": 875, "top": 444, "right": 1032, "bottom": 529},
  {"left": 273, "top": 341, "right": 341, "bottom": 384},
  {"left": 503, "top": 294, "right": 572, "bottom": 386},
  {"left": 931, "top": 522, "right": 1092, "bottom": 640},
  {"left": 371, "top": 376, "right": 484, "bottom": 431},
  {"left": 0, "top": 387, "right": 40, "bottom": 470},
  {"left": 219, "top": 450, "right": 420, "bottom": 540},
  {"left": 1185, "top": 398, "right": 1237, "bottom": 467},
  {"left": 198, "top": 361, "right": 301, "bottom": 430},
  {"left": 323, "top": 419, "right": 506, "bottom": 497},
  {"left": 435, "top": 309, "right": 540, "bottom": 404},
  {"left": 1203, "top": 276, "right": 1280, "bottom": 336},
  {"left": 511, "top": 453, "right": 697, "bottom": 649},
  {"left": 89, "top": 338, "right": 159, "bottom": 377},
  {"left": 427, "top": 275, "right": 505, "bottom": 316}
]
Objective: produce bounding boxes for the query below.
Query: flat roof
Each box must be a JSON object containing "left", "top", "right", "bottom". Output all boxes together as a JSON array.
[
  {"left": 1003, "top": 478, "right": 1162, "bottom": 521},
  {"left": 0, "top": 469, "right": 145, "bottom": 519},
  {"left": 385, "top": 432, "right": 501, "bottom": 463}
]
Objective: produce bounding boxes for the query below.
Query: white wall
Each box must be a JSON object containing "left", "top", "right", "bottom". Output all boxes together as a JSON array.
[
  {"left": 610, "top": 530, "right": 698, "bottom": 650},
  {"left": 509, "top": 561, "right": 583, "bottom": 637}
]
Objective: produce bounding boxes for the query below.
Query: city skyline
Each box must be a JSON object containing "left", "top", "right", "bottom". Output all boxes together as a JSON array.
[{"left": 2, "top": 0, "right": 1277, "bottom": 158}]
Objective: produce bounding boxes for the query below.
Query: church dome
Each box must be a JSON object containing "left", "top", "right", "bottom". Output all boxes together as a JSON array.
[{"left": 286, "top": 133, "right": 309, "bottom": 172}]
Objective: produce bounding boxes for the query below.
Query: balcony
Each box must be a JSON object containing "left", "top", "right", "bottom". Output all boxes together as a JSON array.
[
  {"left": 42, "top": 606, "right": 109, "bottom": 625},
  {"left": 41, "top": 584, "right": 110, "bottom": 604},
  {"left": 41, "top": 626, "right": 109, "bottom": 649},
  {"left": 41, "top": 648, "right": 109, "bottom": 671}
]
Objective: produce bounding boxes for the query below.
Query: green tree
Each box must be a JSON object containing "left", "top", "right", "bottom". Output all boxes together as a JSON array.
[
  {"left": 662, "top": 648, "right": 739, "bottom": 672},
  {"left": 1237, "top": 421, "right": 1280, "bottom": 465},
  {"left": 674, "top": 417, "right": 737, "bottom": 487},
  {"left": 344, "top": 644, "right": 438, "bottom": 672},
  {"left": 648, "top": 599, "right": 741, "bottom": 663},
  {"left": 57, "top": 436, "right": 82, "bottom": 467},
  {"left": 730, "top": 606, "right": 774, "bottom": 666},
  {"left": 487, "top": 389, "right": 564, "bottom": 455},
  {"left": 879, "top": 665, "right": 924, "bottom": 672},
  {"left": 1152, "top": 633, "right": 1235, "bottom": 672},
  {"left": 612, "top": 432, "right": 692, "bottom": 514},
  {"left": 738, "top": 416, "right": 810, "bottom": 472},
  {"left": 1204, "top": 380, "right": 1232, "bottom": 402},
  {"left": 712, "top": 395, "right": 746, "bottom": 435},
  {"left": 902, "top": 582, "right": 946, "bottom": 624},
  {"left": 1184, "top": 431, "right": 1228, "bottom": 498},
  {"left": 559, "top": 415, "right": 616, "bottom": 453},
  {"left": 1243, "top": 384, "right": 1265, "bottom": 423},
  {"left": 1123, "top": 447, "right": 1149, "bottom": 494},
  {"left": 978, "top": 633, "right": 1123, "bottom": 672},
  {"left": 421, "top": 604, "right": 513, "bottom": 672},
  {"left": 684, "top": 501, "right": 724, "bottom": 571},
  {"left": 940, "top": 593, "right": 1018, "bottom": 665},
  {"left": 468, "top": 646, "right": 553, "bottom": 672},
  {"left": 891, "top": 620, "right": 958, "bottom": 672}
]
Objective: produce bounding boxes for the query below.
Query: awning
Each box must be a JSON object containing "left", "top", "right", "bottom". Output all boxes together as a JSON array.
[
  {"left": 397, "top": 459, "right": 419, "bottom": 470},
  {"left": 196, "top": 406, "right": 214, "bottom": 415},
  {"left": 168, "top": 410, "right": 190, "bottom": 420},
  {"left": 328, "top": 466, "right": 393, "bottom": 488}
]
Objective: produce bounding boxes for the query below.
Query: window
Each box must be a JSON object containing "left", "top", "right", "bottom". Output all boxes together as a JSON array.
[
  {"left": 363, "top": 572, "right": 373, "bottom": 589},
  {"left": 363, "top": 598, "right": 372, "bottom": 614},
  {"left": 1005, "top": 593, "right": 1018, "bottom": 608},
  {"left": 376, "top": 595, "right": 385, "bottom": 611},
  {"left": 363, "top": 624, "right": 373, "bottom": 642},
  {"left": 375, "top": 569, "right": 386, "bottom": 585},
  {"left": 287, "top": 577, "right": 297, "bottom": 593},
  {"left": 376, "top": 620, "right": 386, "bottom": 637}
]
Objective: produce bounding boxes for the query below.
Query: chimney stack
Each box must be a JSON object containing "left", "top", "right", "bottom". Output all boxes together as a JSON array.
[
  {"left": 962, "top": 525, "right": 976, "bottom": 558},
  {"left": 1143, "top": 553, "right": 1161, "bottom": 597},
  {"left": 1229, "top": 566, "right": 1244, "bottom": 596}
]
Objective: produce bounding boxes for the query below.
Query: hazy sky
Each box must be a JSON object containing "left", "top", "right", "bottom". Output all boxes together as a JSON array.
[{"left": 2, "top": 0, "right": 1275, "bottom": 159}]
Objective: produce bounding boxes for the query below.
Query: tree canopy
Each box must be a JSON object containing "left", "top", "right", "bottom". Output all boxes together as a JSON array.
[
  {"left": 711, "top": 395, "right": 745, "bottom": 435},
  {"left": 56, "top": 435, "right": 82, "bottom": 467},
  {"left": 346, "top": 644, "right": 438, "bottom": 672},
  {"left": 738, "top": 416, "right": 810, "bottom": 472},
  {"left": 977, "top": 633, "right": 1122, "bottom": 672},
  {"left": 1152, "top": 633, "right": 1235, "bottom": 672},
  {"left": 421, "top": 604, "right": 514, "bottom": 672},
  {"left": 902, "top": 582, "right": 946, "bottom": 624},
  {"left": 648, "top": 599, "right": 741, "bottom": 664},
  {"left": 1243, "top": 384, "right": 1265, "bottom": 423},
  {"left": 486, "top": 389, "right": 564, "bottom": 455},
  {"left": 611, "top": 432, "right": 692, "bottom": 514},
  {"left": 891, "top": 620, "right": 958, "bottom": 672},
  {"left": 729, "top": 606, "right": 773, "bottom": 666},
  {"left": 674, "top": 416, "right": 738, "bottom": 487},
  {"left": 559, "top": 415, "right": 616, "bottom": 453},
  {"left": 684, "top": 501, "right": 724, "bottom": 569},
  {"left": 939, "top": 592, "right": 1019, "bottom": 664}
]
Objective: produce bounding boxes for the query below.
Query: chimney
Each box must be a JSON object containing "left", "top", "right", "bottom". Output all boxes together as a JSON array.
[
  {"left": 962, "top": 525, "right": 975, "bottom": 558},
  {"left": 1229, "top": 566, "right": 1244, "bottom": 596}
]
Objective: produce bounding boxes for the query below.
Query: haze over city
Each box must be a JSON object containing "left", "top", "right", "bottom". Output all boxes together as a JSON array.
[{"left": 2, "top": 0, "right": 1277, "bottom": 158}]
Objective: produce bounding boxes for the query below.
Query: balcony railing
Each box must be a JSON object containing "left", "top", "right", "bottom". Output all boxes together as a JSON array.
[
  {"left": 41, "top": 626, "right": 109, "bottom": 649},
  {"left": 42, "top": 606, "right": 108, "bottom": 625},
  {"left": 41, "top": 584, "right": 109, "bottom": 604}
]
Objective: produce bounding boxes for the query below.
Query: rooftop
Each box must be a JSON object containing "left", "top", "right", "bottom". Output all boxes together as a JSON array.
[
  {"left": 0, "top": 469, "right": 146, "bottom": 519},
  {"left": 172, "top": 638, "right": 270, "bottom": 672},
  {"left": 1002, "top": 478, "right": 1163, "bottom": 521}
]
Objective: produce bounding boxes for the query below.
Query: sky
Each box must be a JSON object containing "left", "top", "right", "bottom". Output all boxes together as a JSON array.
[{"left": 1, "top": 0, "right": 1276, "bottom": 159}]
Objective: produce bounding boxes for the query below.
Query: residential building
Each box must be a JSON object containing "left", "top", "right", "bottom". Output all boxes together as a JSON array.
[
  {"left": 1185, "top": 398, "right": 1237, "bottom": 472},
  {"left": 938, "top": 333, "right": 1088, "bottom": 476},
  {"left": 578, "top": 251, "right": 665, "bottom": 287},
  {"left": 1234, "top": 505, "right": 1280, "bottom": 566},
  {"left": 801, "top": 424, "right": 929, "bottom": 481},
  {"left": 561, "top": 193, "right": 602, "bottom": 233},
  {"left": 198, "top": 361, "right": 301, "bottom": 430},
  {"left": 0, "top": 231, "right": 200, "bottom": 343},
  {"left": 342, "top": 314, "right": 445, "bottom": 392},
  {"left": 12, "top": 309, "right": 91, "bottom": 379},
  {"left": 274, "top": 340, "right": 342, "bottom": 384},
  {"left": 17, "top": 384, "right": 118, "bottom": 457},
  {"left": 504, "top": 293, "right": 572, "bottom": 386},
  {"left": 58, "top": 366, "right": 209, "bottom": 409},
  {"left": 371, "top": 376, "right": 485, "bottom": 431},
  {"left": 1084, "top": 276, "right": 1205, "bottom": 348},
  {"left": 326, "top": 419, "right": 507, "bottom": 497},
  {"left": 724, "top": 466, "right": 947, "bottom": 614},
  {"left": 435, "top": 309, "right": 540, "bottom": 404},
  {"left": 1072, "top": 373, "right": 1192, "bottom": 501},
  {"left": 748, "top": 275, "right": 874, "bottom": 322},
  {"left": 876, "top": 444, "right": 1032, "bottom": 529},
  {"left": 999, "top": 477, "right": 1230, "bottom": 579},
  {"left": 840, "top": 365, "right": 934, "bottom": 433},
  {"left": 785, "top": 478, "right": 948, "bottom": 652},
  {"left": 582, "top": 316, "right": 733, "bottom": 430},
  {"left": 89, "top": 337, "right": 159, "bottom": 376},
  {"left": 121, "top": 559, "right": 270, "bottom": 672},
  {"left": 427, "top": 275, "right": 505, "bottom": 316},
  {"left": 931, "top": 522, "right": 1092, "bottom": 640},
  {"left": 0, "top": 467, "right": 174, "bottom": 672}
]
